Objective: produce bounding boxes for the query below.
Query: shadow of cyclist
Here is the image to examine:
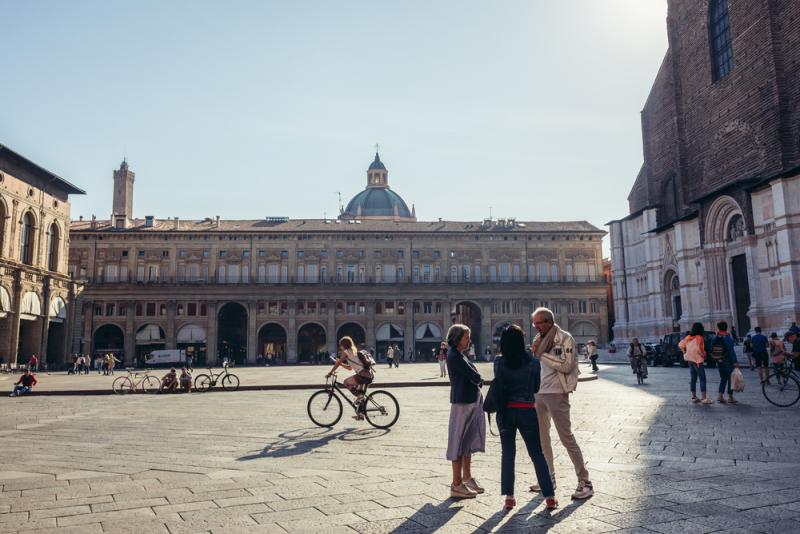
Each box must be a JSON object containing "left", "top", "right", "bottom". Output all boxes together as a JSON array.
[{"left": 237, "top": 427, "right": 389, "bottom": 461}]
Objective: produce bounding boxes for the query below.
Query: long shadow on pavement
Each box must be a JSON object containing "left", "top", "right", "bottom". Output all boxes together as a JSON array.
[
  {"left": 387, "top": 493, "right": 587, "bottom": 533},
  {"left": 237, "top": 427, "right": 389, "bottom": 460}
]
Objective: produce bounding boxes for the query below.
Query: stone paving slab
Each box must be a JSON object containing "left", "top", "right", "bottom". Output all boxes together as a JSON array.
[{"left": 1, "top": 364, "right": 799, "bottom": 533}]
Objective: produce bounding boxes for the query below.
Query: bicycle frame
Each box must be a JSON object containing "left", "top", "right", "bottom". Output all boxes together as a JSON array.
[{"left": 324, "top": 374, "right": 363, "bottom": 410}]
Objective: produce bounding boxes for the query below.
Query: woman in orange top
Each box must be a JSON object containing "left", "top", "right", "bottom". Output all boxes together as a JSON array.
[{"left": 678, "top": 322, "right": 712, "bottom": 404}]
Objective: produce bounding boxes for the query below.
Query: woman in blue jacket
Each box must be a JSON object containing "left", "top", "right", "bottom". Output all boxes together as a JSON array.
[{"left": 445, "top": 323, "right": 485, "bottom": 499}]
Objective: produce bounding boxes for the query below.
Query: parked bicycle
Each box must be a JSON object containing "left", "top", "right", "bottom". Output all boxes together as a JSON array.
[
  {"left": 762, "top": 359, "right": 800, "bottom": 407},
  {"left": 113, "top": 368, "right": 159, "bottom": 394},
  {"left": 193, "top": 362, "right": 239, "bottom": 392},
  {"left": 307, "top": 372, "right": 399, "bottom": 429}
]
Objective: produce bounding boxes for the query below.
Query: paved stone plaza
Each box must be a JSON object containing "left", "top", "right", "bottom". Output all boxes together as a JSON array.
[{"left": 1, "top": 363, "right": 800, "bottom": 533}]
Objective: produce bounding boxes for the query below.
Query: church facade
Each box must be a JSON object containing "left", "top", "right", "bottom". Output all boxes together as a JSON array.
[
  {"left": 69, "top": 153, "right": 608, "bottom": 366},
  {"left": 609, "top": 0, "right": 800, "bottom": 345}
]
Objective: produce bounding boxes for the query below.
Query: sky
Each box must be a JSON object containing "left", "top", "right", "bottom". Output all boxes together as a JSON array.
[{"left": 0, "top": 1, "right": 669, "bottom": 256}]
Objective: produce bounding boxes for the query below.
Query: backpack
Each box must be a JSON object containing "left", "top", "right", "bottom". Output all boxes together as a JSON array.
[
  {"left": 710, "top": 336, "right": 728, "bottom": 362},
  {"left": 356, "top": 350, "right": 376, "bottom": 370}
]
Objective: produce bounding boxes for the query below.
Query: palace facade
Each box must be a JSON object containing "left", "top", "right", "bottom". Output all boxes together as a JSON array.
[
  {"left": 0, "top": 144, "right": 84, "bottom": 367},
  {"left": 69, "top": 153, "right": 607, "bottom": 365},
  {"left": 609, "top": 0, "right": 800, "bottom": 345}
]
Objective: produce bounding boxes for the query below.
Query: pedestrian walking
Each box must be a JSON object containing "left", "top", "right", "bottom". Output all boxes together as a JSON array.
[
  {"left": 28, "top": 354, "right": 38, "bottom": 372},
  {"left": 751, "top": 327, "right": 769, "bottom": 384},
  {"left": 529, "top": 307, "right": 594, "bottom": 500},
  {"left": 743, "top": 334, "right": 754, "bottom": 370},
  {"left": 105, "top": 353, "right": 119, "bottom": 375},
  {"left": 586, "top": 340, "right": 598, "bottom": 373},
  {"left": 445, "top": 323, "right": 485, "bottom": 499},
  {"left": 495, "top": 324, "right": 557, "bottom": 511},
  {"left": 679, "top": 323, "right": 712, "bottom": 404},
  {"left": 710, "top": 321, "right": 739, "bottom": 404},
  {"left": 186, "top": 353, "right": 194, "bottom": 372},
  {"left": 438, "top": 342, "right": 448, "bottom": 377},
  {"left": 386, "top": 344, "right": 395, "bottom": 369}
]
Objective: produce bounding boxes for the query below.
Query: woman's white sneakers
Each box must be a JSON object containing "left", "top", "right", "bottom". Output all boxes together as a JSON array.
[
  {"left": 463, "top": 478, "right": 485, "bottom": 494},
  {"left": 450, "top": 483, "right": 477, "bottom": 499}
]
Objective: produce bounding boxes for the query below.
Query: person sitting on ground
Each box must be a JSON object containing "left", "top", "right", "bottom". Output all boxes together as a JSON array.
[
  {"left": 10, "top": 369, "right": 37, "bottom": 397},
  {"left": 326, "top": 336, "right": 374, "bottom": 420},
  {"left": 179, "top": 367, "right": 192, "bottom": 392},
  {"left": 159, "top": 368, "right": 178, "bottom": 393}
]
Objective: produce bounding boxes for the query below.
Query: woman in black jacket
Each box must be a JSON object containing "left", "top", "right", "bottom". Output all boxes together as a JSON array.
[
  {"left": 495, "top": 324, "right": 557, "bottom": 511},
  {"left": 445, "top": 323, "right": 485, "bottom": 499}
]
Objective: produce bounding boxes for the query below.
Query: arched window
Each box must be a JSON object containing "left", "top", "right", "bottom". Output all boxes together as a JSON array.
[
  {"left": 47, "top": 223, "right": 60, "bottom": 271},
  {"left": 726, "top": 214, "right": 745, "bottom": 242},
  {"left": 709, "top": 0, "right": 733, "bottom": 81},
  {"left": 20, "top": 212, "right": 35, "bottom": 265}
]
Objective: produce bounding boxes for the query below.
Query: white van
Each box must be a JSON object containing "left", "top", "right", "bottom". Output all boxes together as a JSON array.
[{"left": 144, "top": 349, "right": 186, "bottom": 366}]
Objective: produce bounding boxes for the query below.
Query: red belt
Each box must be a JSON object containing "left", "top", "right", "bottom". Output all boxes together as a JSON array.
[{"left": 506, "top": 401, "right": 535, "bottom": 409}]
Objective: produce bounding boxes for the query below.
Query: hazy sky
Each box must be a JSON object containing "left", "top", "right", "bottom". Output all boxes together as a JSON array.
[{"left": 1, "top": 1, "right": 668, "bottom": 255}]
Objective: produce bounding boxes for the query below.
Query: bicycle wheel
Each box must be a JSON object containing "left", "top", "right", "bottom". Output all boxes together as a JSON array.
[
  {"left": 112, "top": 376, "right": 132, "bottom": 395},
  {"left": 141, "top": 376, "right": 160, "bottom": 394},
  {"left": 763, "top": 373, "right": 800, "bottom": 407},
  {"left": 307, "top": 390, "right": 343, "bottom": 427},
  {"left": 194, "top": 374, "right": 213, "bottom": 392},
  {"left": 363, "top": 390, "right": 400, "bottom": 429},
  {"left": 221, "top": 374, "right": 240, "bottom": 391}
]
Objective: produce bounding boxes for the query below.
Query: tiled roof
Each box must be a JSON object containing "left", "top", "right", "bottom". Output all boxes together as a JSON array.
[{"left": 71, "top": 218, "right": 605, "bottom": 234}]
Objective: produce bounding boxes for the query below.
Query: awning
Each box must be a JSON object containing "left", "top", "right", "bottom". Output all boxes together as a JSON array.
[
  {"left": 177, "top": 324, "right": 207, "bottom": 343},
  {"left": 49, "top": 297, "right": 67, "bottom": 323},
  {"left": 20, "top": 291, "right": 41, "bottom": 320},
  {"left": 415, "top": 322, "right": 442, "bottom": 341},
  {"left": 136, "top": 324, "right": 165, "bottom": 344},
  {"left": 376, "top": 323, "right": 404, "bottom": 341},
  {"left": 0, "top": 285, "right": 10, "bottom": 318}
]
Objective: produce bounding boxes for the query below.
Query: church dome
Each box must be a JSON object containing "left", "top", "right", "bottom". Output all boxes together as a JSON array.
[
  {"left": 341, "top": 151, "right": 416, "bottom": 221},
  {"left": 344, "top": 188, "right": 412, "bottom": 218}
]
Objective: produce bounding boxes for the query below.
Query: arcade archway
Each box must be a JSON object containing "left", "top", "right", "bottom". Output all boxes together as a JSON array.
[
  {"left": 415, "top": 322, "right": 442, "bottom": 361},
  {"left": 337, "top": 322, "right": 366, "bottom": 349},
  {"left": 297, "top": 323, "right": 326, "bottom": 363},
  {"left": 136, "top": 324, "right": 165, "bottom": 367},
  {"left": 177, "top": 324, "right": 207, "bottom": 366},
  {"left": 376, "top": 323, "right": 404, "bottom": 361},
  {"left": 258, "top": 323, "right": 287, "bottom": 364},
  {"left": 218, "top": 302, "right": 247, "bottom": 365},
  {"left": 453, "top": 301, "right": 482, "bottom": 354},
  {"left": 93, "top": 324, "right": 125, "bottom": 362}
]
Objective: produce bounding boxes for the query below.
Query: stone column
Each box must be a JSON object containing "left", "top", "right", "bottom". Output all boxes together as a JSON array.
[
  {"left": 326, "top": 302, "right": 336, "bottom": 354},
  {"left": 404, "top": 301, "right": 414, "bottom": 361},
  {"left": 124, "top": 304, "right": 135, "bottom": 366},
  {"left": 247, "top": 300, "right": 257, "bottom": 364},
  {"left": 166, "top": 300, "right": 177, "bottom": 349},
  {"left": 366, "top": 301, "right": 376, "bottom": 352},
  {"left": 61, "top": 295, "right": 74, "bottom": 364},
  {"left": 287, "top": 300, "right": 297, "bottom": 363},
  {"left": 8, "top": 273, "right": 23, "bottom": 365},
  {"left": 82, "top": 302, "right": 93, "bottom": 355},
  {"left": 481, "top": 302, "right": 492, "bottom": 356},
  {"left": 206, "top": 301, "right": 218, "bottom": 365}
]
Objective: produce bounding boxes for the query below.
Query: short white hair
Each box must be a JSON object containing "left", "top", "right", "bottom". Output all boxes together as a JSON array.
[{"left": 531, "top": 307, "right": 554, "bottom": 323}]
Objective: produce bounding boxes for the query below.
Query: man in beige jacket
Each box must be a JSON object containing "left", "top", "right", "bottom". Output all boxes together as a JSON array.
[{"left": 530, "top": 307, "right": 593, "bottom": 500}]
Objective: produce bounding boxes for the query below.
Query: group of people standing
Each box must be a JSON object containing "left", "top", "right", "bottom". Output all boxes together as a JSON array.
[{"left": 444, "top": 307, "right": 593, "bottom": 511}]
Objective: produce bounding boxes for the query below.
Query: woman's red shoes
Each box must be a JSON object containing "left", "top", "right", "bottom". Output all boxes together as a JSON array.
[
  {"left": 545, "top": 497, "right": 559, "bottom": 510},
  {"left": 504, "top": 497, "right": 516, "bottom": 510}
]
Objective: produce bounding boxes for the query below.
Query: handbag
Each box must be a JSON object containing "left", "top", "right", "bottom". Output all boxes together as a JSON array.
[
  {"left": 483, "top": 365, "right": 503, "bottom": 414},
  {"left": 731, "top": 367, "right": 745, "bottom": 393}
]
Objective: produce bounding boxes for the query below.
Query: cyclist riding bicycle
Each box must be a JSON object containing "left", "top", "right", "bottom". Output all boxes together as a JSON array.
[
  {"left": 326, "top": 336, "right": 375, "bottom": 420},
  {"left": 627, "top": 338, "right": 648, "bottom": 381}
]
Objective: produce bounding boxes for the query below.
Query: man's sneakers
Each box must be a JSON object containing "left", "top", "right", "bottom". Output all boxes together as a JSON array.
[
  {"left": 463, "top": 478, "right": 484, "bottom": 494},
  {"left": 450, "top": 483, "right": 477, "bottom": 499},
  {"left": 530, "top": 474, "right": 557, "bottom": 493},
  {"left": 572, "top": 480, "right": 594, "bottom": 499}
]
